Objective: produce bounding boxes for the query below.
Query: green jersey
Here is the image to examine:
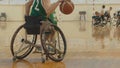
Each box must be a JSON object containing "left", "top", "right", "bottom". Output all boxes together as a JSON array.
[{"left": 30, "top": 0, "right": 57, "bottom": 25}]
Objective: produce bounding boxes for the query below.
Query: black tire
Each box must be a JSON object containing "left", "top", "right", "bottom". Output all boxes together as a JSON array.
[
  {"left": 10, "top": 24, "right": 37, "bottom": 59},
  {"left": 40, "top": 24, "right": 66, "bottom": 62}
]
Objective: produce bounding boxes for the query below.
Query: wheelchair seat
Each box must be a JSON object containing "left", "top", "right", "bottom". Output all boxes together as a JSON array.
[{"left": 24, "top": 16, "right": 43, "bottom": 34}]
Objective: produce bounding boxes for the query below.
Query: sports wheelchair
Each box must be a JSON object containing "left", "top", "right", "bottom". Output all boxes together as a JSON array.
[
  {"left": 92, "top": 16, "right": 106, "bottom": 27},
  {"left": 10, "top": 16, "right": 67, "bottom": 62}
]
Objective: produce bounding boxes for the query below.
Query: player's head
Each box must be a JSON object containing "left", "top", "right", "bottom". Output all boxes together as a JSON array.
[
  {"left": 102, "top": 5, "right": 105, "bottom": 9},
  {"left": 95, "top": 11, "right": 100, "bottom": 16}
]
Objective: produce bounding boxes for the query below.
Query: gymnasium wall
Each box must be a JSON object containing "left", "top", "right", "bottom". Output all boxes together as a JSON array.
[
  {"left": 0, "top": 5, "right": 25, "bottom": 21},
  {"left": 0, "top": 4, "right": 120, "bottom": 22}
]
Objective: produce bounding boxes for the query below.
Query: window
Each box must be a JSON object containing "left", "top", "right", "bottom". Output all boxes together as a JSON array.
[
  {"left": 72, "top": 0, "right": 86, "bottom": 4},
  {"left": 51, "top": 0, "right": 86, "bottom": 4},
  {"left": 109, "top": 0, "right": 120, "bottom": 4},
  {"left": 87, "top": 0, "right": 120, "bottom": 4},
  {"left": 0, "top": 0, "right": 120, "bottom": 5},
  {"left": 10, "top": 0, "right": 28, "bottom": 4},
  {"left": 0, "top": 0, "right": 9, "bottom": 4},
  {"left": 0, "top": 0, "right": 28, "bottom": 4}
]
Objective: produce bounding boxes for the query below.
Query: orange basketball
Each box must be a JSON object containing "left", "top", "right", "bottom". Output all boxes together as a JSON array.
[{"left": 60, "top": 0, "right": 74, "bottom": 14}]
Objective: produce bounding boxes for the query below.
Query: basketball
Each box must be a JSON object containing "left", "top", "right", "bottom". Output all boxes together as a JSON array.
[{"left": 60, "top": 0, "right": 74, "bottom": 14}]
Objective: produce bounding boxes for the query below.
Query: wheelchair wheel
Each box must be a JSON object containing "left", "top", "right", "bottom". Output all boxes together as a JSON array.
[
  {"left": 40, "top": 24, "right": 66, "bottom": 62},
  {"left": 11, "top": 24, "right": 37, "bottom": 59}
]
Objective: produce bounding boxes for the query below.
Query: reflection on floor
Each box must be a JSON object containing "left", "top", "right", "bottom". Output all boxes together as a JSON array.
[
  {"left": 114, "top": 26, "right": 120, "bottom": 40},
  {"left": 1, "top": 52, "right": 120, "bottom": 68},
  {"left": 12, "top": 60, "right": 65, "bottom": 68},
  {"left": 92, "top": 25, "right": 111, "bottom": 48}
]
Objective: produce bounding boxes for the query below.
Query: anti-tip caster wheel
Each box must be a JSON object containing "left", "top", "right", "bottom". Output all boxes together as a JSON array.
[
  {"left": 41, "top": 57, "right": 45, "bottom": 63},
  {"left": 12, "top": 56, "right": 17, "bottom": 62}
]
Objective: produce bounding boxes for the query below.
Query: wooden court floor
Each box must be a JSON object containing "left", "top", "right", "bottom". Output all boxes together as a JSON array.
[{"left": 1, "top": 21, "right": 120, "bottom": 68}]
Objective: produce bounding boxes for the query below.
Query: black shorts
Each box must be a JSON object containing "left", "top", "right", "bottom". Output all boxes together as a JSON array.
[{"left": 24, "top": 16, "right": 43, "bottom": 34}]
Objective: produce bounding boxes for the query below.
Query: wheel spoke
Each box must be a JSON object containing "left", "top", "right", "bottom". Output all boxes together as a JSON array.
[{"left": 14, "top": 44, "right": 30, "bottom": 55}]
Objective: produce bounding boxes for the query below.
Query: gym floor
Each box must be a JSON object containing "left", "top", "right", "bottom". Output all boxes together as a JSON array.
[{"left": 1, "top": 21, "right": 120, "bottom": 68}]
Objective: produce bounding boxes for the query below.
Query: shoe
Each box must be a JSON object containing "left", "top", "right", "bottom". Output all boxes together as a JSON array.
[
  {"left": 47, "top": 40, "right": 56, "bottom": 54},
  {"left": 48, "top": 46, "right": 55, "bottom": 54}
]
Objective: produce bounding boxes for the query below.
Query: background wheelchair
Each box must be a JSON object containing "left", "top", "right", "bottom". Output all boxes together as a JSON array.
[
  {"left": 115, "top": 11, "right": 120, "bottom": 27},
  {"left": 92, "top": 16, "right": 105, "bottom": 27},
  {"left": 92, "top": 14, "right": 112, "bottom": 27},
  {"left": 10, "top": 16, "right": 67, "bottom": 63}
]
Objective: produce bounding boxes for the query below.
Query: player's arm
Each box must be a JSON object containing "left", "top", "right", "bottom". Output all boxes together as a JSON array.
[
  {"left": 42, "top": 0, "right": 63, "bottom": 17},
  {"left": 25, "top": 0, "right": 34, "bottom": 16},
  {"left": 101, "top": 10, "right": 104, "bottom": 15}
]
